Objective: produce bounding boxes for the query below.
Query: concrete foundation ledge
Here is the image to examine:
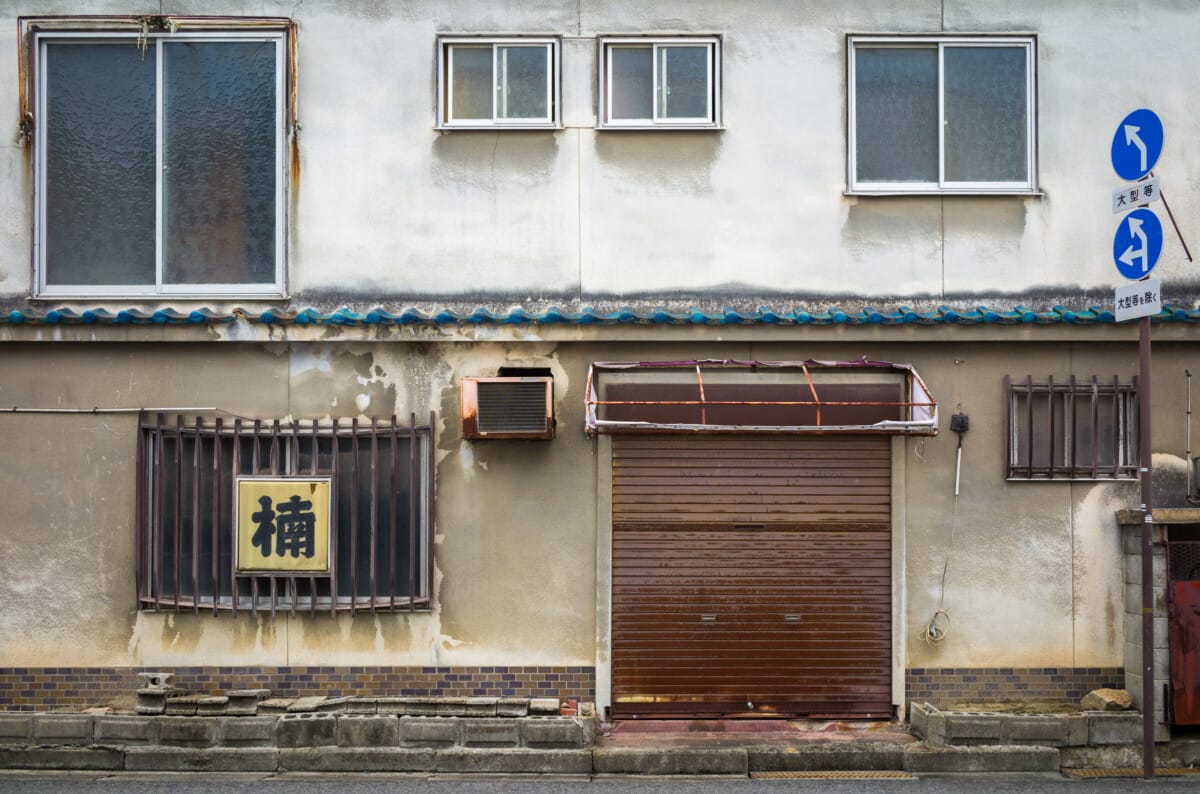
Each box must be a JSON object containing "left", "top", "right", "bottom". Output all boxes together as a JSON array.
[
  {"left": 0, "top": 746, "right": 124, "bottom": 771},
  {"left": 123, "top": 747, "right": 278, "bottom": 772},
  {"left": 747, "top": 742, "right": 906, "bottom": 772},
  {"left": 592, "top": 747, "right": 748, "bottom": 776},
  {"left": 278, "top": 747, "right": 436, "bottom": 772},
  {"left": 903, "top": 744, "right": 1060, "bottom": 773},
  {"left": 435, "top": 748, "right": 593, "bottom": 774}
]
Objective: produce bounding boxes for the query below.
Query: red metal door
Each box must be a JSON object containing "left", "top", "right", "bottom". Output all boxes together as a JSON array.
[
  {"left": 1169, "top": 579, "right": 1200, "bottom": 725},
  {"left": 611, "top": 435, "right": 892, "bottom": 719}
]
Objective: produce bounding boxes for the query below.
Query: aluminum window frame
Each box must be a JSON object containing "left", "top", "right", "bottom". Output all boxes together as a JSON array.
[
  {"left": 598, "top": 36, "right": 722, "bottom": 130},
  {"left": 437, "top": 36, "right": 561, "bottom": 130},
  {"left": 847, "top": 34, "right": 1038, "bottom": 195},
  {"left": 33, "top": 29, "right": 287, "bottom": 298}
]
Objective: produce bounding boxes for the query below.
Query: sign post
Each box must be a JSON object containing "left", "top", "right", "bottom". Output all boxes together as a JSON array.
[{"left": 1111, "top": 108, "right": 1161, "bottom": 780}]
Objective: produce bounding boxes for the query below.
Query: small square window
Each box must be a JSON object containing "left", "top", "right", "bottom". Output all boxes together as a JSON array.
[
  {"left": 599, "top": 37, "right": 721, "bottom": 129},
  {"left": 438, "top": 38, "right": 560, "bottom": 129},
  {"left": 33, "top": 29, "right": 287, "bottom": 297},
  {"left": 1005, "top": 376, "right": 1138, "bottom": 480},
  {"left": 848, "top": 35, "right": 1037, "bottom": 194}
]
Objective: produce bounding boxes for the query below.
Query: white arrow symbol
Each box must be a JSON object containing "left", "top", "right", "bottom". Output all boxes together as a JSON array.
[
  {"left": 1119, "top": 216, "right": 1149, "bottom": 273},
  {"left": 1124, "top": 124, "right": 1148, "bottom": 173}
]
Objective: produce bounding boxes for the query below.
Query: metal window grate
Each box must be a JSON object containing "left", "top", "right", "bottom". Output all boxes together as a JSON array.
[
  {"left": 1004, "top": 375, "right": 1138, "bottom": 480},
  {"left": 136, "top": 413, "right": 435, "bottom": 616},
  {"left": 1167, "top": 542, "right": 1200, "bottom": 582}
]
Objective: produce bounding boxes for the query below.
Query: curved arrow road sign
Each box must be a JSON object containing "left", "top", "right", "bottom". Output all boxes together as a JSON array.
[
  {"left": 1111, "top": 109, "right": 1163, "bottom": 181},
  {"left": 1113, "top": 208, "right": 1163, "bottom": 280}
]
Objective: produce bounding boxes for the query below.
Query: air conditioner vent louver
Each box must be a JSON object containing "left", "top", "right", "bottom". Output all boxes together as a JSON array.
[{"left": 461, "top": 376, "right": 554, "bottom": 440}]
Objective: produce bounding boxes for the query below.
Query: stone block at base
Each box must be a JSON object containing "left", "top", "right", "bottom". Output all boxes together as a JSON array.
[
  {"left": 94, "top": 716, "right": 157, "bottom": 745},
  {"left": 275, "top": 714, "right": 337, "bottom": 747},
  {"left": 593, "top": 747, "right": 748, "bottom": 776},
  {"left": 337, "top": 715, "right": 400, "bottom": 747},
  {"left": 748, "top": 743, "right": 905, "bottom": 772},
  {"left": 0, "top": 746, "right": 123, "bottom": 770},
  {"left": 0, "top": 714, "right": 33, "bottom": 744},
  {"left": 279, "top": 747, "right": 436, "bottom": 772},
  {"left": 158, "top": 717, "right": 216, "bottom": 747},
  {"left": 124, "top": 747, "right": 277, "bottom": 772},
  {"left": 217, "top": 717, "right": 276, "bottom": 747},
  {"left": 32, "top": 714, "right": 93, "bottom": 745},
  {"left": 1002, "top": 716, "right": 1071, "bottom": 746},
  {"left": 519, "top": 717, "right": 585, "bottom": 748},
  {"left": 397, "top": 717, "right": 458, "bottom": 748},
  {"left": 1088, "top": 713, "right": 1142, "bottom": 745},
  {"left": 460, "top": 718, "right": 519, "bottom": 747},
  {"left": 903, "top": 745, "right": 1060, "bottom": 773},
  {"left": 435, "top": 748, "right": 592, "bottom": 774}
]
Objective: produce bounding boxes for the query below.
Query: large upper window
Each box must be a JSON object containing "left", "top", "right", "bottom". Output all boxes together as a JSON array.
[
  {"left": 34, "top": 30, "right": 286, "bottom": 296},
  {"left": 599, "top": 37, "right": 722, "bottom": 129},
  {"left": 438, "top": 38, "right": 560, "bottom": 128},
  {"left": 848, "top": 36, "right": 1036, "bottom": 194}
]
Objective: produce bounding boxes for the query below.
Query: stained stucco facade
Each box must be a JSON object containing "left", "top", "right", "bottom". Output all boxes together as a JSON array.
[{"left": 1, "top": 0, "right": 1198, "bottom": 718}]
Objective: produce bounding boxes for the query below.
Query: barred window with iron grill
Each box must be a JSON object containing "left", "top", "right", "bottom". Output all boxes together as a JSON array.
[
  {"left": 1005, "top": 376, "right": 1138, "bottom": 480},
  {"left": 136, "top": 414, "right": 434, "bottom": 615}
]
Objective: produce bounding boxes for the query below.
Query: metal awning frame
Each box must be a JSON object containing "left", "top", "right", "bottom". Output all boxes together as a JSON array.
[{"left": 585, "top": 357, "right": 938, "bottom": 436}]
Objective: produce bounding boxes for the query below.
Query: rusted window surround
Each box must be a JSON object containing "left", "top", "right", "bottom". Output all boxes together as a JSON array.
[
  {"left": 1004, "top": 375, "right": 1138, "bottom": 481},
  {"left": 136, "top": 414, "right": 435, "bottom": 616}
]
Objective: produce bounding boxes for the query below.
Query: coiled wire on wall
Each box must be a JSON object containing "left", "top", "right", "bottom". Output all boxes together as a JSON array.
[{"left": 924, "top": 411, "right": 968, "bottom": 647}]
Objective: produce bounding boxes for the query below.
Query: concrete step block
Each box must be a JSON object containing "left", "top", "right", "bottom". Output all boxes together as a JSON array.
[
  {"left": 461, "top": 718, "right": 519, "bottom": 747},
  {"left": 158, "top": 716, "right": 217, "bottom": 747},
  {"left": 0, "top": 746, "right": 124, "bottom": 770},
  {"left": 196, "top": 697, "right": 229, "bottom": 716},
  {"left": 124, "top": 747, "right": 278, "bottom": 772},
  {"left": 942, "top": 713, "right": 1004, "bottom": 745},
  {"left": 904, "top": 744, "right": 1060, "bottom": 773},
  {"left": 279, "top": 747, "right": 436, "bottom": 772},
  {"left": 1001, "top": 715, "right": 1071, "bottom": 746},
  {"left": 497, "top": 698, "right": 529, "bottom": 717},
  {"left": 275, "top": 713, "right": 337, "bottom": 747},
  {"left": 519, "top": 717, "right": 585, "bottom": 748},
  {"left": 0, "top": 714, "right": 34, "bottom": 744},
  {"left": 465, "top": 697, "right": 498, "bottom": 717},
  {"left": 747, "top": 742, "right": 906, "bottom": 772},
  {"left": 593, "top": 747, "right": 748, "bottom": 776},
  {"left": 337, "top": 714, "right": 400, "bottom": 747},
  {"left": 435, "top": 747, "right": 593, "bottom": 774},
  {"left": 286, "top": 696, "right": 326, "bottom": 713},
  {"left": 32, "top": 714, "right": 94, "bottom": 745},
  {"left": 217, "top": 716, "right": 276, "bottom": 747},
  {"left": 398, "top": 717, "right": 458, "bottom": 748},
  {"left": 93, "top": 715, "right": 157, "bottom": 745},
  {"left": 1088, "top": 712, "right": 1142, "bottom": 745}
]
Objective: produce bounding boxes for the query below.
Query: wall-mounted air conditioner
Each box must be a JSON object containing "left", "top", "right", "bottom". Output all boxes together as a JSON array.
[{"left": 461, "top": 376, "right": 555, "bottom": 440}]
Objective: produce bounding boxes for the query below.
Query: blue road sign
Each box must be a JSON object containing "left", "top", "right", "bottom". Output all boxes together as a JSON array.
[
  {"left": 1111, "top": 109, "right": 1163, "bottom": 181},
  {"left": 1113, "top": 208, "right": 1163, "bottom": 280}
]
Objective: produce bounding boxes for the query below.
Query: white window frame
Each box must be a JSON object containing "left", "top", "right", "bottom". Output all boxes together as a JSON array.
[
  {"left": 33, "top": 29, "right": 287, "bottom": 298},
  {"left": 847, "top": 35, "right": 1037, "bottom": 195},
  {"left": 437, "top": 37, "right": 561, "bottom": 130},
  {"left": 598, "top": 36, "right": 722, "bottom": 130}
]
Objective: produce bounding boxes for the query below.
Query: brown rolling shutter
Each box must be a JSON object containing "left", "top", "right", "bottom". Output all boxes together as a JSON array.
[{"left": 611, "top": 435, "right": 892, "bottom": 719}]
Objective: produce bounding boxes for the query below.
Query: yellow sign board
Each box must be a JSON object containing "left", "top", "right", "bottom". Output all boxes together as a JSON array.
[{"left": 235, "top": 477, "right": 332, "bottom": 574}]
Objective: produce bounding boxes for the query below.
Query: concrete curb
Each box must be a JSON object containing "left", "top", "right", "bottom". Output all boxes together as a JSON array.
[
  {"left": 748, "top": 742, "right": 906, "bottom": 771},
  {"left": 903, "top": 744, "right": 1061, "bottom": 773},
  {"left": 592, "top": 747, "right": 747, "bottom": 775}
]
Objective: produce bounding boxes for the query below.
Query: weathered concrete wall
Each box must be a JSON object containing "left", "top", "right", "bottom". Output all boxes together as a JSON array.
[
  {"left": 0, "top": 0, "right": 1197, "bottom": 307},
  {"left": 5, "top": 335, "right": 1195, "bottom": 675}
]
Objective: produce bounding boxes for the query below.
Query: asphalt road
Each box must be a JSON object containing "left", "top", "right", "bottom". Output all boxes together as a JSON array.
[{"left": 2, "top": 771, "right": 1200, "bottom": 792}]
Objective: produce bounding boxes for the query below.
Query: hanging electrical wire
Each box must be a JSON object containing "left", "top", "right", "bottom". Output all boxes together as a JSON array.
[{"left": 924, "top": 409, "right": 968, "bottom": 646}]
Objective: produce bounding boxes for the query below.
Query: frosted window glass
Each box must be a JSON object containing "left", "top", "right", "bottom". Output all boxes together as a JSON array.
[
  {"left": 944, "top": 47, "right": 1028, "bottom": 182},
  {"left": 611, "top": 47, "right": 653, "bottom": 120},
  {"left": 163, "top": 41, "right": 277, "bottom": 285},
  {"left": 498, "top": 46, "right": 547, "bottom": 119},
  {"left": 450, "top": 46, "right": 492, "bottom": 120},
  {"left": 854, "top": 47, "right": 938, "bottom": 183},
  {"left": 657, "top": 46, "right": 709, "bottom": 119},
  {"left": 44, "top": 42, "right": 156, "bottom": 285}
]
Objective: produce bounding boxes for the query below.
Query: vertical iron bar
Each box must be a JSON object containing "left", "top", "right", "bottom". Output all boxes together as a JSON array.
[
  {"left": 1047, "top": 376, "right": 1055, "bottom": 478},
  {"left": 310, "top": 419, "right": 318, "bottom": 617},
  {"left": 1112, "top": 376, "right": 1121, "bottom": 478},
  {"left": 213, "top": 418, "right": 222, "bottom": 615},
  {"left": 427, "top": 411, "right": 435, "bottom": 609},
  {"left": 290, "top": 419, "right": 299, "bottom": 618},
  {"left": 1091, "top": 376, "right": 1100, "bottom": 479},
  {"left": 192, "top": 417, "right": 202, "bottom": 615},
  {"left": 173, "top": 415, "right": 183, "bottom": 613},
  {"left": 251, "top": 419, "right": 261, "bottom": 619},
  {"left": 350, "top": 418, "right": 359, "bottom": 617},
  {"left": 270, "top": 419, "right": 280, "bottom": 620},
  {"left": 390, "top": 415, "right": 398, "bottom": 611},
  {"left": 232, "top": 419, "right": 241, "bottom": 619},
  {"left": 695, "top": 364, "right": 707, "bottom": 426},
  {"left": 409, "top": 413, "right": 417, "bottom": 612},
  {"left": 1024, "top": 376, "right": 1033, "bottom": 478},
  {"left": 370, "top": 417, "right": 379, "bottom": 614},
  {"left": 153, "top": 414, "right": 165, "bottom": 611},
  {"left": 1069, "top": 376, "right": 1078, "bottom": 479},
  {"left": 1002, "top": 376, "right": 1011, "bottom": 478},
  {"left": 135, "top": 411, "right": 146, "bottom": 609},
  {"left": 330, "top": 418, "right": 340, "bottom": 618}
]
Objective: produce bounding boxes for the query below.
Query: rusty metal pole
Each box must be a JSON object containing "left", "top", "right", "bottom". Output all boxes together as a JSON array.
[{"left": 1139, "top": 314, "right": 1154, "bottom": 780}]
